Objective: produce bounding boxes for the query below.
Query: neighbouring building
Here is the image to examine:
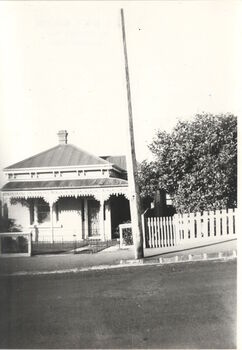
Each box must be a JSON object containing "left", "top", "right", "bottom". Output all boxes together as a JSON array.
[{"left": 1, "top": 130, "right": 131, "bottom": 242}]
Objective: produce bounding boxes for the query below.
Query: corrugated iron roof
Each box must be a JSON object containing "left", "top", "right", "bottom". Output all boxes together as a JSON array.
[
  {"left": 2, "top": 178, "right": 128, "bottom": 191},
  {"left": 5, "top": 144, "right": 110, "bottom": 169},
  {"left": 100, "top": 155, "right": 127, "bottom": 171}
]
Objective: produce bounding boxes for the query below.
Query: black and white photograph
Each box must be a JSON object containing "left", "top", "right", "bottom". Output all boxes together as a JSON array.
[{"left": 0, "top": 1, "right": 239, "bottom": 349}]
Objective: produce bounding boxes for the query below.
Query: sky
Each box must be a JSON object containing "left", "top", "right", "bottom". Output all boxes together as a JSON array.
[{"left": 0, "top": 1, "right": 241, "bottom": 186}]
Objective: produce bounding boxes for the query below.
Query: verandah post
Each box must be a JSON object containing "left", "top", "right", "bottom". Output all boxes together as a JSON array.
[
  {"left": 99, "top": 197, "right": 105, "bottom": 241},
  {"left": 83, "top": 197, "right": 89, "bottom": 239}
]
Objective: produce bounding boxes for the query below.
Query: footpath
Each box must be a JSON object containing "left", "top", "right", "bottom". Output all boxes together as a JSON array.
[{"left": 0, "top": 239, "right": 237, "bottom": 276}]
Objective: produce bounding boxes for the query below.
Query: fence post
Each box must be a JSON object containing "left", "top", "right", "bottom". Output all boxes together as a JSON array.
[
  {"left": 173, "top": 216, "right": 176, "bottom": 246},
  {"left": 168, "top": 216, "right": 173, "bottom": 246},
  {"left": 183, "top": 213, "right": 188, "bottom": 242},
  {"left": 209, "top": 210, "right": 215, "bottom": 237},
  {"left": 119, "top": 225, "right": 123, "bottom": 248},
  {"left": 203, "top": 210, "right": 208, "bottom": 239},
  {"left": 187, "top": 213, "right": 191, "bottom": 240},
  {"left": 173, "top": 214, "right": 179, "bottom": 246},
  {"left": 167, "top": 217, "right": 171, "bottom": 246},
  {"left": 28, "top": 233, "right": 32, "bottom": 257},
  {"left": 163, "top": 216, "right": 167, "bottom": 247},
  {"left": 154, "top": 217, "right": 157, "bottom": 247},
  {"left": 190, "top": 212, "right": 195, "bottom": 241},
  {"left": 180, "top": 213, "right": 184, "bottom": 241},
  {"left": 228, "top": 208, "right": 233, "bottom": 236},
  {"left": 141, "top": 212, "right": 146, "bottom": 249},
  {"left": 221, "top": 209, "right": 227, "bottom": 236},
  {"left": 157, "top": 216, "right": 161, "bottom": 247},
  {"left": 234, "top": 208, "right": 237, "bottom": 235},
  {"left": 164, "top": 217, "right": 167, "bottom": 246},
  {"left": 179, "top": 213, "right": 183, "bottom": 242},
  {"left": 215, "top": 210, "right": 220, "bottom": 237},
  {"left": 147, "top": 217, "right": 151, "bottom": 248},
  {"left": 196, "top": 211, "right": 202, "bottom": 240},
  {"left": 150, "top": 217, "right": 154, "bottom": 248},
  {"left": 160, "top": 217, "right": 164, "bottom": 247}
]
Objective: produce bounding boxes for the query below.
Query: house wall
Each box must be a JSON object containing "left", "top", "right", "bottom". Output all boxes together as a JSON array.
[{"left": 57, "top": 197, "right": 83, "bottom": 240}]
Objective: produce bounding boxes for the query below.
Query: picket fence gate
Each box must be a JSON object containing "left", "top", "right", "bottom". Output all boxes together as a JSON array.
[{"left": 144, "top": 208, "right": 237, "bottom": 249}]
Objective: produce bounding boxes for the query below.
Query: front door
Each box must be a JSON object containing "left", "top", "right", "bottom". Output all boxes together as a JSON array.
[{"left": 88, "top": 200, "right": 100, "bottom": 237}]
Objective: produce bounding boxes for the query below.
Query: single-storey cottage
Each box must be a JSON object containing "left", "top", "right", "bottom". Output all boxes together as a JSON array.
[{"left": 1, "top": 130, "right": 130, "bottom": 242}]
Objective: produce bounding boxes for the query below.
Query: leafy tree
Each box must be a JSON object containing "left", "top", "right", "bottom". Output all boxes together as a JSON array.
[
  {"left": 0, "top": 217, "right": 22, "bottom": 232},
  {"left": 138, "top": 113, "right": 237, "bottom": 213},
  {"left": 138, "top": 160, "right": 160, "bottom": 200}
]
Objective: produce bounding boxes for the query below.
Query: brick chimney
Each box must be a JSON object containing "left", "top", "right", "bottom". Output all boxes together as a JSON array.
[{"left": 57, "top": 130, "right": 68, "bottom": 144}]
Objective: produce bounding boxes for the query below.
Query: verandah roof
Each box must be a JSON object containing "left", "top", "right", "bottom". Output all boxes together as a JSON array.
[{"left": 2, "top": 178, "right": 128, "bottom": 191}]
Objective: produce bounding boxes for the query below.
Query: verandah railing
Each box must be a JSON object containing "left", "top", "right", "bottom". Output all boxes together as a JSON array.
[{"left": 144, "top": 208, "right": 237, "bottom": 248}]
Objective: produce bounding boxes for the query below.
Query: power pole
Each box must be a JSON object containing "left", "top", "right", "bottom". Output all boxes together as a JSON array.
[{"left": 120, "top": 8, "right": 144, "bottom": 259}]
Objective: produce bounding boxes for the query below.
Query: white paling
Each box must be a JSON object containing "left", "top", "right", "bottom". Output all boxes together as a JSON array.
[{"left": 144, "top": 208, "right": 237, "bottom": 248}]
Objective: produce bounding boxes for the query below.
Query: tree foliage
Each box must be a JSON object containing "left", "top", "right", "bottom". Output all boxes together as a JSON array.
[
  {"left": 138, "top": 114, "right": 237, "bottom": 213},
  {"left": 0, "top": 217, "right": 22, "bottom": 233}
]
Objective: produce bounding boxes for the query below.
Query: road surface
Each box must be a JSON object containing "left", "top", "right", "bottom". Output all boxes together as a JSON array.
[{"left": 0, "top": 260, "right": 236, "bottom": 349}]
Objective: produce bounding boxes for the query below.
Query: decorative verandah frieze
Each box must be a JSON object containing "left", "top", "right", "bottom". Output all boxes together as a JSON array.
[{"left": 1, "top": 186, "right": 130, "bottom": 204}]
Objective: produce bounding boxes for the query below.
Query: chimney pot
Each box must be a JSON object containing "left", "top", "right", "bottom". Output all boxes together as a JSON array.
[{"left": 57, "top": 130, "right": 68, "bottom": 144}]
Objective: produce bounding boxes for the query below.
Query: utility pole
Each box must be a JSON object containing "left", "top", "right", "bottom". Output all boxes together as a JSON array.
[{"left": 120, "top": 8, "right": 144, "bottom": 259}]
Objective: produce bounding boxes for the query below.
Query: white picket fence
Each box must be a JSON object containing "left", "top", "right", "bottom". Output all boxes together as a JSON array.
[{"left": 145, "top": 208, "right": 237, "bottom": 248}]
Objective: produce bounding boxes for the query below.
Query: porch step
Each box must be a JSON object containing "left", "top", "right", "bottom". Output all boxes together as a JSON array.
[
  {"left": 72, "top": 239, "right": 119, "bottom": 254},
  {"left": 72, "top": 246, "right": 94, "bottom": 254}
]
